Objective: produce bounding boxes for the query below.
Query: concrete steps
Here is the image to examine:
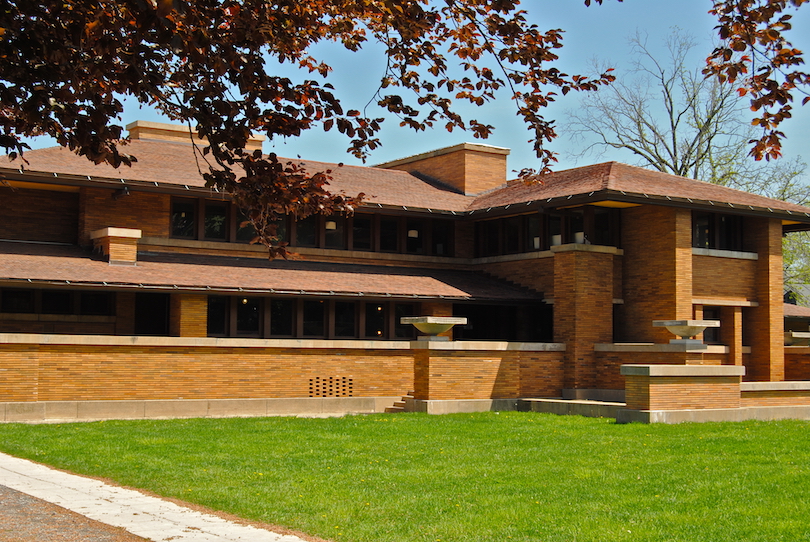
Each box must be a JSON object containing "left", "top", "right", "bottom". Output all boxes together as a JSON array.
[{"left": 385, "top": 391, "right": 414, "bottom": 413}]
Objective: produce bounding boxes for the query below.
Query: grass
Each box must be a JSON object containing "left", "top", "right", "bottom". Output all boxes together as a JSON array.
[{"left": 0, "top": 412, "right": 809, "bottom": 541}]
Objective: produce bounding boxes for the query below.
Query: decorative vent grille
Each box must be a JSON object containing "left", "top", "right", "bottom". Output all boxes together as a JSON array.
[{"left": 309, "top": 376, "right": 354, "bottom": 397}]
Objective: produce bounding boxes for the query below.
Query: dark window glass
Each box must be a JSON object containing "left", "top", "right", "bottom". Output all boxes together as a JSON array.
[
  {"left": 481, "top": 220, "right": 500, "bottom": 256},
  {"left": 236, "top": 297, "right": 261, "bottom": 335},
  {"left": 1, "top": 289, "right": 35, "bottom": 313},
  {"left": 718, "top": 214, "right": 742, "bottom": 250},
  {"left": 379, "top": 218, "right": 399, "bottom": 252},
  {"left": 236, "top": 297, "right": 262, "bottom": 336},
  {"left": 134, "top": 293, "right": 169, "bottom": 335},
  {"left": 270, "top": 299, "right": 294, "bottom": 336},
  {"left": 80, "top": 292, "right": 114, "bottom": 316},
  {"left": 432, "top": 220, "right": 453, "bottom": 256},
  {"left": 171, "top": 199, "right": 197, "bottom": 238},
  {"left": 334, "top": 301, "right": 356, "bottom": 337},
  {"left": 693, "top": 212, "right": 712, "bottom": 248},
  {"left": 405, "top": 219, "right": 425, "bottom": 254},
  {"left": 295, "top": 216, "right": 318, "bottom": 247},
  {"left": 353, "top": 216, "right": 373, "bottom": 251},
  {"left": 236, "top": 209, "right": 257, "bottom": 243},
  {"left": 503, "top": 216, "right": 522, "bottom": 254},
  {"left": 703, "top": 307, "right": 721, "bottom": 344},
  {"left": 527, "top": 214, "right": 541, "bottom": 251},
  {"left": 569, "top": 210, "right": 585, "bottom": 244},
  {"left": 41, "top": 290, "right": 73, "bottom": 314},
  {"left": 207, "top": 296, "right": 229, "bottom": 336},
  {"left": 302, "top": 300, "right": 325, "bottom": 336},
  {"left": 548, "top": 215, "right": 562, "bottom": 246},
  {"left": 365, "top": 302, "right": 386, "bottom": 338},
  {"left": 324, "top": 217, "right": 347, "bottom": 249},
  {"left": 592, "top": 208, "right": 613, "bottom": 246},
  {"left": 394, "top": 303, "right": 416, "bottom": 339},
  {"left": 204, "top": 202, "right": 228, "bottom": 240}
]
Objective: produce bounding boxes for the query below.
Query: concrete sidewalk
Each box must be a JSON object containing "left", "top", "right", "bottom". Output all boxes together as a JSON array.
[{"left": 0, "top": 452, "right": 308, "bottom": 542}]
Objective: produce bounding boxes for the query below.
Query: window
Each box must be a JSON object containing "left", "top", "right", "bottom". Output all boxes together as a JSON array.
[
  {"left": 334, "top": 301, "right": 357, "bottom": 337},
  {"left": 41, "top": 290, "right": 73, "bottom": 315},
  {"left": 432, "top": 220, "right": 453, "bottom": 256},
  {"left": 79, "top": 292, "right": 114, "bottom": 316},
  {"left": 379, "top": 217, "right": 400, "bottom": 252},
  {"left": 394, "top": 303, "right": 416, "bottom": 339},
  {"left": 302, "top": 299, "right": 325, "bottom": 337},
  {"left": 324, "top": 216, "right": 347, "bottom": 249},
  {"left": 134, "top": 293, "right": 169, "bottom": 336},
  {"left": 171, "top": 199, "right": 197, "bottom": 238},
  {"left": 270, "top": 299, "right": 295, "bottom": 336},
  {"left": 236, "top": 297, "right": 261, "bottom": 336},
  {"left": 406, "top": 219, "right": 425, "bottom": 254},
  {"left": 1, "top": 289, "right": 34, "bottom": 313},
  {"left": 207, "top": 296, "right": 229, "bottom": 336},
  {"left": 692, "top": 212, "right": 742, "bottom": 251},
  {"left": 204, "top": 202, "right": 228, "bottom": 240},
  {"left": 365, "top": 302, "right": 386, "bottom": 338},
  {"left": 295, "top": 215, "right": 318, "bottom": 247},
  {"left": 352, "top": 216, "right": 373, "bottom": 251}
]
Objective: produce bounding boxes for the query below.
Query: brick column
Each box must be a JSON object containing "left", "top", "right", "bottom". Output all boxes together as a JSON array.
[
  {"left": 169, "top": 294, "right": 208, "bottom": 337},
  {"left": 552, "top": 244, "right": 615, "bottom": 394},
  {"left": 89, "top": 227, "right": 141, "bottom": 265},
  {"left": 621, "top": 206, "right": 693, "bottom": 343},
  {"left": 721, "top": 306, "right": 743, "bottom": 366},
  {"left": 746, "top": 218, "right": 784, "bottom": 381}
]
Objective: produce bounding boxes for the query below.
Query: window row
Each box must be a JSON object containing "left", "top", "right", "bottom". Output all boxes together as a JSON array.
[
  {"left": 692, "top": 211, "right": 743, "bottom": 251},
  {"left": 474, "top": 206, "right": 621, "bottom": 257},
  {"left": 207, "top": 297, "right": 418, "bottom": 339},
  {"left": 0, "top": 288, "right": 115, "bottom": 316},
  {"left": 171, "top": 198, "right": 455, "bottom": 256}
]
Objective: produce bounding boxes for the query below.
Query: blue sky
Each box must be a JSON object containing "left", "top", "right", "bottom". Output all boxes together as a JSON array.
[{"left": 26, "top": 0, "right": 810, "bottom": 176}]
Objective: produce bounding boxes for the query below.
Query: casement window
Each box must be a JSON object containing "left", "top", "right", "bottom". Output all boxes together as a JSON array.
[
  {"left": 453, "top": 302, "right": 551, "bottom": 342},
  {"left": 0, "top": 288, "right": 114, "bottom": 316},
  {"left": 692, "top": 211, "right": 742, "bottom": 251},
  {"left": 474, "top": 207, "right": 621, "bottom": 257},
  {"left": 206, "top": 296, "right": 417, "bottom": 340}
]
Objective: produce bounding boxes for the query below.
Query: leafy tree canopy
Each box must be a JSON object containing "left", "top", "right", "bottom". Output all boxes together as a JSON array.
[{"left": 0, "top": 0, "right": 807, "bottom": 255}]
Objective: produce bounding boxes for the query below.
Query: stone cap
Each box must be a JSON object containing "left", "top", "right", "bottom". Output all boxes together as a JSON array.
[
  {"left": 89, "top": 227, "right": 142, "bottom": 240},
  {"left": 400, "top": 317, "right": 468, "bottom": 325},
  {"left": 620, "top": 364, "right": 746, "bottom": 377}
]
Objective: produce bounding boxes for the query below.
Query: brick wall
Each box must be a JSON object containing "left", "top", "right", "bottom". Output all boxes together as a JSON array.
[
  {"left": 413, "top": 349, "right": 563, "bottom": 400},
  {"left": 692, "top": 255, "right": 756, "bottom": 299},
  {"left": 594, "top": 351, "right": 731, "bottom": 390},
  {"left": 0, "top": 187, "right": 79, "bottom": 244},
  {"left": 740, "top": 390, "right": 810, "bottom": 407},
  {"left": 0, "top": 317, "right": 116, "bottom": 335},
  {"left": 552, "top": 247, "right": 615, "bottom": 390},
  {"left": 0, "top": 344, "right": 415, "bottom": 402},
  {"left": 478, "top": 257, "right": 554, "bottom": 295},
  {"left": 785, "top": 349, "right": 810, "bottom": 380},
  {"left": 625, "top": 376, "right": 741, "bottom": 410},
  {"left": 745, "top": 217, "right": 785, "bottom": 381},
  {"left": 170, "top": 294, "right": 208, "bottom": 337},
  {"left": 620, "top": 205, "right": 693, "bottom": 343},
  {"left": 79, "top": 188, "right": 169, "bottom": 245}
]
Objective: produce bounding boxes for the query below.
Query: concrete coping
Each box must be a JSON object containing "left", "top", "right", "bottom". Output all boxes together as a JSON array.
[
  {"left": 0, "top": 333, "right": 565, "bottom": 352},
  {"left": 89, "top": 227, "right": 142, "bottom": 239},
  {"left": 594, "top": 343, "right": 743, "bottom": 354},
  {"left": 400, "top": 317, "right": 468, "bottom": 325},
  {"left": 692, "top": 247, "right": 758, "bottom": 260},
  {"left": 549, "top": 243, "right": 623, "bottom": 255},
  {"left": 741, "top": 381, "right": 810, "bottom": 392},
  {"left": 620, "top": 364, "right": 746, "bottom": 377}
]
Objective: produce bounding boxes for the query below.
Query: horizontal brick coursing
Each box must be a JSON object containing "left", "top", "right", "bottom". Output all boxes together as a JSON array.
[
  {"left": 595, "top": 351, "right": 731, "bottom": 390},
  {"left": 741, "top": 391, "right": 810, "bottom": 407},
  {"left": 625, "top": 376, "right": 741, "bottom": 410},
  {"left": 79, "top": 188, "right": 169, "bottom": 246},
  {"left": 0, "top": 188, "right": 79, "bottom": 244},
  {"left": 785, "top": 351, "right": 810, "bottom": 381},
  {"left": 413, "top": 350, "right": 563, "bottom": 400},
  {"left": 479, "top": 258, "right": 553, "bottom": 295},
  {"left": 0, "top": 345, "right": 415, "bottom": 402},
  {"left": 692, "top": 255, "right": 756, "bottom": 299}
]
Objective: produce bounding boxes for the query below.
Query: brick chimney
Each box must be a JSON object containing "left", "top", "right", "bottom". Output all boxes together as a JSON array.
[
  {"left": 90, "top": 227, "right": 141, "bottom": 265},
  {"left": 126, "top": 120, "right": 265, "bottom": 152},
  {"left": 375, "top": 143, "right": 510, "bottom": 196}
]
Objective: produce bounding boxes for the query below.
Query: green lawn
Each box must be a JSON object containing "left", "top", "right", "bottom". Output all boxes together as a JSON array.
[{"left": 0, "top": 413, "right": 808, "bottom": 541}]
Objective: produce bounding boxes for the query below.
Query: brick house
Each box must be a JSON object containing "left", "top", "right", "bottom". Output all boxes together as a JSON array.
[{"left": 3, "top": 121, "right": 810, "bottom": 422}]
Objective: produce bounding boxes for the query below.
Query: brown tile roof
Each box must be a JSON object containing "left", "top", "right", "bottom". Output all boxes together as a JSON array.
[
  {"left": 469, "top": 162, "right": 810, "bottom": 218},
  {"left": 784, "top": 303, "right": 810, "bottom": 318},
  {"left": 0, "top": 241, "right": 540, "bottom": 301},
  {"left": 4, "top": 140, "right": 473, "bottom": 212}
]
